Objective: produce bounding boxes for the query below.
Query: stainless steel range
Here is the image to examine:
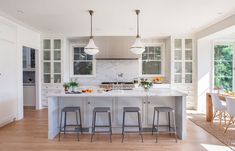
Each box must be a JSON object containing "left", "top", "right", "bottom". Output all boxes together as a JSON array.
[{"left": 100, "top": 82, "right": 135, "bottom": 90}]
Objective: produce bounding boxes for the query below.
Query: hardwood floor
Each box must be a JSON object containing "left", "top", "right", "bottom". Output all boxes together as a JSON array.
[{"left": 0, "top": 109, "right": 232, "bottom": 151}]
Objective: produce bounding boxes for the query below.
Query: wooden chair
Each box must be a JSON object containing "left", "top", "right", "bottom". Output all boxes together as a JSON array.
[
  {"left": 224, "top": 97, "right": 235, "bottom": 133},
  {"left": 210, "top": 93, "right": 227, "bottom": 129}
]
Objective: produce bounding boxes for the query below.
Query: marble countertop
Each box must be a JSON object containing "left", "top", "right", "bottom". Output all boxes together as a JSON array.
[{"left": 48, "top": 88, "right": 187, "bottom": 98}]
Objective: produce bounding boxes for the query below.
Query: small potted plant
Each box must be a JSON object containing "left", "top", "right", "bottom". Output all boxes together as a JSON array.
[
  {"left": 139, "top": 78, "right": 153, "bottom": 91},
  {"left": 63, "top": 83, "right": 70, "bottom": 92},
  {"left": 69, "top": 81, "right": 79, "bottom": 92}
]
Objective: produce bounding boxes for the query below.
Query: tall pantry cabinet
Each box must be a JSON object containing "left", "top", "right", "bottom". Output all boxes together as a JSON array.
[{"left": 41, "top": 38, "right": 63, "bottom": 107}]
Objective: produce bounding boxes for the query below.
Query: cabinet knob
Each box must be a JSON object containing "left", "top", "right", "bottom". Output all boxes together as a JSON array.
[
  {"left": 88, "top": 102, "right": 90, "bottom": 104},
  {"left": 148, "top": 102, "right": 150, "bottom": 104}
]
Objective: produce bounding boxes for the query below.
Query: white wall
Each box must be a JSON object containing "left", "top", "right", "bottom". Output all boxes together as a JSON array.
[
  {"left": 0, "top": 15, "right": 41, "bottom": 126},
  {"left": 195, "top": 14, "right": 235, "bottom": 112},
  {"left": 196, "top": 39, "right": 213, "bottom": 113}
]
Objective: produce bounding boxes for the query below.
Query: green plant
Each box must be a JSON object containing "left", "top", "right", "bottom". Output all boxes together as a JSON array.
[
  {"left": 69, "top": 81, "right": 79, "bottom": 88},
  {"left": 139, "top": 78, "right": 153, "bottom": 90}
]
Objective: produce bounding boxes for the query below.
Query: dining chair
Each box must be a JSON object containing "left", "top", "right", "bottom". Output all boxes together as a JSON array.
[
  {"left": 210, "top": 93, "right": 227, "bottom": 128},
  {"left": 224, "top": 97, "right": 235, "bottom": 133}
]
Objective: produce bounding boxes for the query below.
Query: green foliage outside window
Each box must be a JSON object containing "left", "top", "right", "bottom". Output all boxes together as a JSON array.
[{"left": 214, "top": 45, "right": 233, "bottom": 91}]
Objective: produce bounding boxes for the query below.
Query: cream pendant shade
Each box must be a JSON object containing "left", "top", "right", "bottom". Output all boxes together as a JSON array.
[
  {"left": 85, "top": 38, "right": 99, "bottom": 55},
  {"left": 130, "top": 37, "right": 145, "bottom": 55},
  {"left": 130, "top": 9, "right": 145, "bottom": 55},
  {"left": 84, "top": 10, "right": 99, "bottom": 56}
]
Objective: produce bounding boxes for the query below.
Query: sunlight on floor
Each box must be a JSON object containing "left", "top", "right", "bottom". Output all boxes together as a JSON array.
[{"left": 201, "top": 143, "right": 232, "bottom": 151}]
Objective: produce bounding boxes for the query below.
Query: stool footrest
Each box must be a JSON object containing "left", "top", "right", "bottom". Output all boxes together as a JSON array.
[
  {"left": 123, "top": 125, "right": 140, "bottom": 127},
  {"left": 94, "top": 125, "right": 111, "bottom": 127},
  {"left": 123, "top": 131, "right": 142, "bottom": 133},
  {"left": 93, "top": 131, "right": 112, "bottom": 133}
]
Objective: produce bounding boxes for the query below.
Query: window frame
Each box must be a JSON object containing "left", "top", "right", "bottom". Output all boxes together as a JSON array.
[
  {"left": 70, "top": 43, "right": 96, "bottom": 77},
  {"left": 212, "top": 41, "right": 235, "bottom": 91},
  {"left": 139, "top": 43, "right": 165, "bottom": 77}
]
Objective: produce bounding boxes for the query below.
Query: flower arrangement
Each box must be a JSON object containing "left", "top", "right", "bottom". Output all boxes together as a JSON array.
[{"left": 139, "top": 78, "right": 153, "bottom": 90}]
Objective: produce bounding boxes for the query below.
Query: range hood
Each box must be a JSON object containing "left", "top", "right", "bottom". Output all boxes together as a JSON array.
[{"left": 93, "top": 36, "right": 140, "bottom": 60}]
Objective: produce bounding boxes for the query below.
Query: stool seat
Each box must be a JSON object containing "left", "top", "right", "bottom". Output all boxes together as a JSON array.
[
  {"left": 154, "top": 107, "right": 174, "bottom": 112},
  {"left": 62, "top": 106, "right": 80, "bottom": 112},
  {"left": 124, "top": 107, "right": 140, "bottom": 112},
  {"left": 93, "top": 107, "right": 110, "bottom": 112}
]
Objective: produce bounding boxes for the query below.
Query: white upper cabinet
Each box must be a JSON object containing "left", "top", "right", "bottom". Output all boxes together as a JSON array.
[
  {"left": 42, "top": 38, "right": 63, "bottom": 84},
  {"left": 172, "top": 38, "right": 193, "bottom": 84}
]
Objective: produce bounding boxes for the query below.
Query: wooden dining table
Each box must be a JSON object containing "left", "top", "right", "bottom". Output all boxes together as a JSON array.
[{"left": 206, "top": 93, "right": 226, "bottom": 122}]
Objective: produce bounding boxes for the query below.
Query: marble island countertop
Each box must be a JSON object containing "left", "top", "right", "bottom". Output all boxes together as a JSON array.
[{"left": 48, "top": 88, "right": 187, "bottom": 98}]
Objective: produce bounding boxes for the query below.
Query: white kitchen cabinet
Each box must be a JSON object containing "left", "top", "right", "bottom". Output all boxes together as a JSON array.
[
  {"left": 23, "top": 47, "right": 35, "bottom": 71},
  {"left": 116, "top": 97, "right": 143, "bottom": 126},
  {"left": 171, "top": 37, "right": 195, "bottom": 109},
  {"left": 145, "top": 96, "right": 175, "bottom": 126},
  {"left": 41, "top": 38, "right": 63, "bottom": 107},
  {"left": 42, "top": 38, "right": 63, "bottom": 84},
  {"left": 87, "top": 98, "right": 113, "bottom": 126}
]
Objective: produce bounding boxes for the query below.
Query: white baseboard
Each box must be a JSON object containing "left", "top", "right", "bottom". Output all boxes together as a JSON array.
[{"left": 0, "top": 115, "right": 16, "bottom": 127}]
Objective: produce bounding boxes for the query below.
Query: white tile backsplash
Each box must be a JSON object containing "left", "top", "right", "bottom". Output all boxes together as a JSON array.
[{"left": 73, "top": 60, "right": 139, "bottom": 86}]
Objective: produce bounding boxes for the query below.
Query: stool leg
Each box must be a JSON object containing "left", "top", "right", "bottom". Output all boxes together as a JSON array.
[
  {"left": 168, "top": 112, "right": 171, "bottom": 134},
  {"left": 79, "top": 109, "right": 83, "bottom": 134},
  {"left": 122, "top": 111, "right": 125, "bottom": 143},
  {"left": 91, "top": 111, "right": 95, "bottom": 142},
  {"left": 58, "top": 111, "right": 63, "bottom": 141},
  {"left": 156, "top": 111, "right": 159, "bottom": 143},
  {"left": 64, "top": 112, "right": 67, "bottom": 134},
  {"left": 138, "top": 111, "right": 143, "bottom": 143},
  {"left": 76, "top": 111, "right": 79, "bottom": 141},
  {"left": 108, "top": 111, "right": 112, "bottom": 143},
  {"left": 173, "top": 111, "right": 177, "bottom": 143},
  {"left": 152, "top": 109, "right": 156, "bottom": 135}
]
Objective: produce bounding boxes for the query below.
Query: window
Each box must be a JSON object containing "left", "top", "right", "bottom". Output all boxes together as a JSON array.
[
  {"left": 72, "top": 47, "right": 95, "bottom": 76},
  {"left": 213, "top": 44, "right": 234, "bottom": 91},
  {"left": 141, "top": 45, "right": 164, "bottom": 76}
]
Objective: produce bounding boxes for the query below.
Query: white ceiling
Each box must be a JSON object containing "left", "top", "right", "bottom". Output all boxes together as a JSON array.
[{"left": 0, "top": 0, "right": 235, "bottom": 37}]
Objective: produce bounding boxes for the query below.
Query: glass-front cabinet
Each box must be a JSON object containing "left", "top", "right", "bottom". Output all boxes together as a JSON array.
[
  {"left": 173, "top": 38, "right": 193, "bottom": 84},
  {"left": 42, "top": 39, "right": 62, "bottom": 84}
]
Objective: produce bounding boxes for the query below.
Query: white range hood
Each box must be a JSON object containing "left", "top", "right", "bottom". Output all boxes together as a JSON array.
[{"left": 94, "top": 36, "right": 140, "bottom": 60}]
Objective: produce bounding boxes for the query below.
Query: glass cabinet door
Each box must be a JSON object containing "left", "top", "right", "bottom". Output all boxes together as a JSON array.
[
  {"left": 43, "top": 39, "right": 62, "bottom": 84},
  {"left": 174, "top": 39, "right": 182, "bottom": 60}
]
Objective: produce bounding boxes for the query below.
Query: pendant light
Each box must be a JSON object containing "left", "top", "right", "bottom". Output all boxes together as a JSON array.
[
  {"left": 85, "top": 10, "right": 99, "bottom": 55},
  {"left": 130, "top": 10, "right": 145, "bottom": 55}
]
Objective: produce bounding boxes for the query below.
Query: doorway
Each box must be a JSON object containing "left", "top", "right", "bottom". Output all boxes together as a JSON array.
[{"left": 22, "top": 46, "right": 36, "bottom": 109}]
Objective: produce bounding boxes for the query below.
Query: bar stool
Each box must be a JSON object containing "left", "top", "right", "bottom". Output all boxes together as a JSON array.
[
  {"left": 122, "top": 107, "right": 143, "bottom": 143},
  {"left": 58, "top": 106, "right": 83, "bottom": 141},
  {"left": 152, "top": 106, "right": 177, "bottom": 143},
  {"left": 91, "top": 107, "right": 112, "bottom": 142}
]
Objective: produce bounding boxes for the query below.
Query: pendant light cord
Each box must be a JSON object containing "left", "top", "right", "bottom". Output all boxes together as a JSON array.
[
  {"left": 136, "top": 10, "right": 140, "bottom": 38},
  {"left": 89, "top": 10, "right": 93, "bottom": 38}
]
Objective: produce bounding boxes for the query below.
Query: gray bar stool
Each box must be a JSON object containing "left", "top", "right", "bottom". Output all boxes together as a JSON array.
[
  {"left": 91, "top": 107, "right": 112, "bottom": 143},
  {"left": 152, "top": 106, "right": 177, "bottom": 143},
  {"left": 122, "top": 107, "right": 143, "bottom": 142},
  {"left": 59, "top": 106, "right": 83, "bottom": 141}
]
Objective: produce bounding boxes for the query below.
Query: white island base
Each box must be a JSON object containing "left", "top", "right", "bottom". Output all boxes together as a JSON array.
[{"left": 48, "top": 89, "right": 187, "bottom": 140}]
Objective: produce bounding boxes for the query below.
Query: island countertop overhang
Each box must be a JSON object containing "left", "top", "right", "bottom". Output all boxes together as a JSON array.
[{"left": 48, "top": 88, "right": 187, "bottom": 98}]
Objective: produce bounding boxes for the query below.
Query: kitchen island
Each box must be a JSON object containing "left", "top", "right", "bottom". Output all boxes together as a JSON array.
[{"left": 48, "top": 88, "right": 187, "bottom": 140}]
